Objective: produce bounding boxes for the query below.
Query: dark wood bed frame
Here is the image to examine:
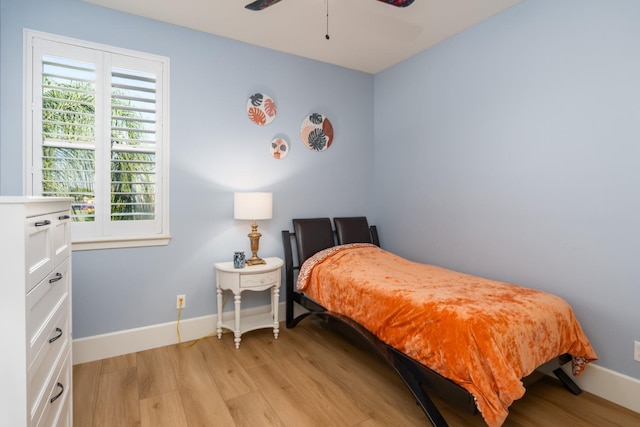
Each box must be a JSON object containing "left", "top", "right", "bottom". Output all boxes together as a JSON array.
[{"left": 281, "top": 217, "right": 582, "bottom": 427}]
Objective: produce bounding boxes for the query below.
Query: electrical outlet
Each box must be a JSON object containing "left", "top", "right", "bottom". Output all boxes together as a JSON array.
[
  {"left": 634, "top": 341, "right": 640, "bottom": 363},
  {"left": 176, "top": 294, "right": 185, "bottom": 310}
]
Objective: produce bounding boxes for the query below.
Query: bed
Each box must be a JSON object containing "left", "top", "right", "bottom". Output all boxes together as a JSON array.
[{"left": 281, "top": 217, "right": 597, "bottom": 427}]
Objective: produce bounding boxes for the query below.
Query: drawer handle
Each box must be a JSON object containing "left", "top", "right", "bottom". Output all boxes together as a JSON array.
[
  {"left": 49, "top": 273, "right": 63, "bottom": 284},
  {"left": 35, "top": 220, "right": 52, "bottom": 227},
  {"left": 58, "top": 214, "right": 70, "bottom": 220},
  {"left": 49, "top": 328, "right": 63, "bottom": 344},
  {"left": 50, "top": 383, "right": 64, "bottom": 404}
]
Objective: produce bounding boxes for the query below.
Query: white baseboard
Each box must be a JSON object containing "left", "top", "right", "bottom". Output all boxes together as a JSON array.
[
  {"left": 72, "top": 302, "right": 286, "bottom": 365},
  {"left": 543, "top": 361, "right": 640, "bottom": 414},
  {"left": 73, "top": 303, "right": 640, "bottom": 415}
]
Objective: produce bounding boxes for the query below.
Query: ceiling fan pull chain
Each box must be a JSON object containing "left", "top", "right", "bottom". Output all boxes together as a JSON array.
[{"left": 325, "top": 0, "right": 330, "bottom": 40}]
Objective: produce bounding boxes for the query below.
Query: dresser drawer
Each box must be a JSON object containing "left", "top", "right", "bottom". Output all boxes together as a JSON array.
[
  {"left": 53, "top": 212, "right": 71, "bottom": 267},
  {"left": 240, "top": 270, "right": 280, "bottom": 289},
  {"left": 29, "top": 298, "right": 69, "bottom": 412},
  {"left": 26, "top": 213, "right": 56, "bottom": 292},
  {"left": 33, "top": 350, "right": 71, "bottom": 427},
  {"left": 56, "top": 389, "right": 72, "bottom": 427},
  {"left": 26, "top": 258, "right": 70, "bottom": 346}
]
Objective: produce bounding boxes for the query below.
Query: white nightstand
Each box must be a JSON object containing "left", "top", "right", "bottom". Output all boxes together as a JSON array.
[{"left": 215, "top": 257, "right": 283, "bottom": 349}]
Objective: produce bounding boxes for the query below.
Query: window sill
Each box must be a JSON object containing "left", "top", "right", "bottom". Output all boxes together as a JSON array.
[{"left": 72, "top": 235, "right": 171, "bottom": 251}]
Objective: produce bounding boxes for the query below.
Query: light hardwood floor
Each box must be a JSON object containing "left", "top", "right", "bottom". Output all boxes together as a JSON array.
[{"left": 74, "top": 318, "right": 640, "bottom": 426}]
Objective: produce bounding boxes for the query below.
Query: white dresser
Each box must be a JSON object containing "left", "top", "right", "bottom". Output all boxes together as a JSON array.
[{"left": 0, "top": 197, "right": 73, "bottom": 427}]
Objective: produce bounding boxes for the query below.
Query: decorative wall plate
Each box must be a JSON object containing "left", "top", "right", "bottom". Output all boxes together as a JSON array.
[
  {"left": 247, "top": 93, "right": 277, "bottom": 125},
  {"left": 300, "top": 113, "right": 334, "bottom": 151},
  {"left": 270, "top": 137, "right": 289, "bottom": 159}
]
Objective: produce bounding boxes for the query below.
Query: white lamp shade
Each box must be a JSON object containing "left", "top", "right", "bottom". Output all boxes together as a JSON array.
[{"left": 234, "top": 192, "right": 273, "bottom": 220}]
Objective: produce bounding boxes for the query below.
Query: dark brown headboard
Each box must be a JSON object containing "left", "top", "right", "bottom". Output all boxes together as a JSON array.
[
  {"left": 292, "top": 218, "right": 334, "bottom": 265},
  {"left": 282, "top": 216, "right": 380, "bottom": 328},
  {"left": 334, "top": 216, "right": 372, "bottom": 245},
  {"left": 289, "top": 216, "right": 380, "bottom": 266}
]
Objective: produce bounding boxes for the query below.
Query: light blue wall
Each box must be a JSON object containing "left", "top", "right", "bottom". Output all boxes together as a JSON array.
[
  {"left": 3, "top": 0, "right": 638, "bottom": 382},
  {"left": 0, "top": 0, "right": 374, "bottom": 337},
  {"left": 374, "top": 0, "right": 640, "bottom": 380}
]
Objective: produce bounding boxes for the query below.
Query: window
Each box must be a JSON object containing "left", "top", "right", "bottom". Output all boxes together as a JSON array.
[{"left": 24, "top": 30, "right": 170, "bottom": 250}]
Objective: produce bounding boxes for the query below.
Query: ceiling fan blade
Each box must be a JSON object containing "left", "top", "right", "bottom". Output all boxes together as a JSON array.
[
  {"left": 377, "top": 0, "right": 415, "bottom": 7},
  {"left": 246, "top": 0, "right": 414, "bottom": 12},
  {"left": 245, "top": 0, "right": 283, "bottom": 11}
]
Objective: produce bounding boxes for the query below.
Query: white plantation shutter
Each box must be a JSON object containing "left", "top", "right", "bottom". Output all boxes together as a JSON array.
[
  {"left": 26, "top": 31, "right": 170, "bottom": 249},
  {"left": 40, "top": 54, "right": 97, "bottom": 222},
  {"left": 110, "top": 67, "right": 157, "bottom": 222},
  {"left": 104, "top": 55, "right": 164, "bottom": 237}
]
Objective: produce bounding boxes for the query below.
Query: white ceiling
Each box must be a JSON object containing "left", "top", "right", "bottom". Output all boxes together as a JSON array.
[{"left": 81, "top": 0, "right": 521, "bottom": 74}]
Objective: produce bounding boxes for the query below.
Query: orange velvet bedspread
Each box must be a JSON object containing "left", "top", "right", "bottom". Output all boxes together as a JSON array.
[{"left": 297, "top": 244, "right": 597, "bottom": 427}]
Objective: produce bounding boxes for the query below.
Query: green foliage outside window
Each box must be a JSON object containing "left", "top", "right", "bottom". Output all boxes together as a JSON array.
[{"left": 42, "top": 75, "right": 156, "bottom": 222}]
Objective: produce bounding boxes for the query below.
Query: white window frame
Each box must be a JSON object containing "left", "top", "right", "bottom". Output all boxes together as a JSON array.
[{"left": 24, "top": 30, "right": 170, "bottom": 250}]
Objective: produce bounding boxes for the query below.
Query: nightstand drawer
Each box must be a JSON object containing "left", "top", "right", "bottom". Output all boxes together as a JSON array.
[{"left": 240, "top": 270, "right": 279, "bottom": 288}]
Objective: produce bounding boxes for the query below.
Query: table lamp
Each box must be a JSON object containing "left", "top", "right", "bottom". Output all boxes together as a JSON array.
[{"left": 234, "top": 192, "right": 272, "bottom": 266}]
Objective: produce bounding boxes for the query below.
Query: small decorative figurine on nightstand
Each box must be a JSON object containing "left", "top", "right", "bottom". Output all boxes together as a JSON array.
[
  {"left": 215, "top": 257, "right": 284, "bottom": 349},
  {"left": 233, "top": 251, "right": 245, "bottom": 269}
]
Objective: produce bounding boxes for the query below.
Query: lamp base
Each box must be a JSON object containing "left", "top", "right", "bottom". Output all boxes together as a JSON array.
[
  {"left": 246, "top": 222, "right": 266, "bottom": 266},
  {"left": 246, "top": 257, "right": 266, "bottom": 266}
]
